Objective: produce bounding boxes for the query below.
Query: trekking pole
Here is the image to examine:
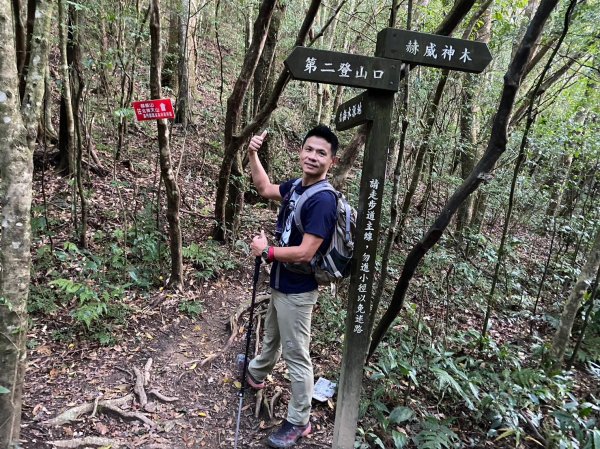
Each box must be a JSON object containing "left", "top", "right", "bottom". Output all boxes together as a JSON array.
[{"left": 234, "top": 256, "right": 262, "bottom": 449}]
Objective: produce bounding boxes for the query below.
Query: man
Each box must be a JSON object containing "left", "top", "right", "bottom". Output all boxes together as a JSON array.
[{"left": 247, "top": 125, "right": 339, "bottom": 448}]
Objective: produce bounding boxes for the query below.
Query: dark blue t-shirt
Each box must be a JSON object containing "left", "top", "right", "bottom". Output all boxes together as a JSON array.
[{"left": 271, "top": 179, "right": 337, "bottom": 293}]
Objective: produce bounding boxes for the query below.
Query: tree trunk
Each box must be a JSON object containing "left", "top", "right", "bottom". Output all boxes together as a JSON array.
[
  {"left": 368, "top": 0, "right": 561, "bottom": 360},
  {"left": 69, "top": 4, "right": 89, "bottom": 248},
  {"left": 214, "top": 0, "right": 317, "bottom": 241},
  {"left": 175, "top": 0, "right": 190, "bottom": 126},
  {"left": 548, "top": 228, "right": 600, "bottom": 370},
  {"left": 57, "top": 0, "right": 77, "bottom": 177},
  {"left": 213, "top": 0, "right": 276, "bottom": 241},
  {"left": 150, "top": 0, "right": 183, "bottom": 288},
  {"left": 163, "top": 0, "right": 180, "bottom": 90},
  {"left": 396, "top": 71, "right": 448, "bottom": 240},
  {"left": 0, "top": 0, "right": 52, "bottom": 445},
  {"left": 371, "top": 0, "right": 414, "bottom": 323},
  {"left": 456, "top": 4, "right": 492, "bottom": 236},
  {"left": 246, "top": 1, "right": 285, "bottom": 205},
  {"left": 12, "top": 0, "right": 27, "bottom": 79}
]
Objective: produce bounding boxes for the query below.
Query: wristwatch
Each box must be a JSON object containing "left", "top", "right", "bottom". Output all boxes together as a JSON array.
[{"left": 261, "top": 246, "right": 270, "bottom": 263}]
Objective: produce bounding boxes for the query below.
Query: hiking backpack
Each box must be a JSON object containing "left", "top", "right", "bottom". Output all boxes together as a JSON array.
[{"left": 276, "top": 179, "right": 356, "bottom": 285}]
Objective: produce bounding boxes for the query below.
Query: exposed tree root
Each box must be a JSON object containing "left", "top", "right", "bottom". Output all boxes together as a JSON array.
[
  {"left": 44, "top": 394, "right": 133, "bottom": 426},
  {"left": 45, "top": 358, "right": 177, "bottom": 429},
  {"left": 133, "top": 366, "right": 148, "bottom": 407},
  {"left": 148, "top": 389, "right": 179, "bottom": 402},
  {"left": 49, "top": 436, "right": 123, "bottom": 447}
]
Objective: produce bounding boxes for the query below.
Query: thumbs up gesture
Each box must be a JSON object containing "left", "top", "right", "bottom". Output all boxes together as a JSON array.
[{"left": 248, "top": 129, "right": 268, "bottom": 153}]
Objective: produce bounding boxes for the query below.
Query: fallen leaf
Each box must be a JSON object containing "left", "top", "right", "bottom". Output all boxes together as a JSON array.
[{"left": 95, "top": 422, "right": 109, "bottom": 435}]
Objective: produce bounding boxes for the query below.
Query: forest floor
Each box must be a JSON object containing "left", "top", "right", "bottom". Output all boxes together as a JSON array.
[{"left": 21, "top": 268, "right": 338, "bottom": 449}]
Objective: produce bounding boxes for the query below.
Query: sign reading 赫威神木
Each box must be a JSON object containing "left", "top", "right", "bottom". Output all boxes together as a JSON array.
[
  {"left": 132, "top": 99, "right": 175, "bottom": 121},
  {"left": 284, "top": 47, "right": 401, "bottom": 92},
  {"left": 376, "top": 28, "right": 492, "bottom": 73}
]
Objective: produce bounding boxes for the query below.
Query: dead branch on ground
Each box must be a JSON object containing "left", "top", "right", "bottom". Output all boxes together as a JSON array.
[{"left": 49, "top": 436, "right": 123, "bottom": 448}]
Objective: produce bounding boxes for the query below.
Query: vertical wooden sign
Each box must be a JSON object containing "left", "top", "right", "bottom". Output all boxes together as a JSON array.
[{"left": 332, "top": 90, "right": 394, "bottom": 448}]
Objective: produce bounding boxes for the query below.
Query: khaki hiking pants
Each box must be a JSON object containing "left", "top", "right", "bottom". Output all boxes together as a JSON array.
[{"left": 248, "top": 289, "right": 318, "bottom": 426}]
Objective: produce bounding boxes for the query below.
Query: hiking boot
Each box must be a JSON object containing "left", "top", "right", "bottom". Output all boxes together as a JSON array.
[
  {"left": 266, "top": 420, "right": 312, "bottom": 448},
  {"left": 246, "top": 370, "right": 265, "bottom": 390}
]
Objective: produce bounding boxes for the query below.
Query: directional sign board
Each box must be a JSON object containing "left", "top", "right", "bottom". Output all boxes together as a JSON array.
[
  {"left": 376, "top": 28, "right": 492, "bottom": 73},
  {"left": 335, "top": 91, "right": 371, "bottom": 131},
  {"left": 284, "top": 47, "right": 400, "bottom": 92},
  {"left": 132, "top": 98, "right": 175, "bottom": 121}
]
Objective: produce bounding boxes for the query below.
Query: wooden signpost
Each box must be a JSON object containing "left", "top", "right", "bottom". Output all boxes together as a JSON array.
[{"left": 284, "top": 27, "right": 492, "bottom": 449}]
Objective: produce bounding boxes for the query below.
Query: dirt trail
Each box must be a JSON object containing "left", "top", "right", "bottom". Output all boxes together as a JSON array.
[{"left": 21, "top": 262, "right": 336, "bottom": 448}]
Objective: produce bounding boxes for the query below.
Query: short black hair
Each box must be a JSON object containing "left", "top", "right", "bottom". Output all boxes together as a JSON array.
[{"left": 302, "top": 124, "right": 339, "bottom": 156}]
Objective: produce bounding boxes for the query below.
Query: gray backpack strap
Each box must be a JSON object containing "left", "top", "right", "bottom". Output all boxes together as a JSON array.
[{"left": 293, "top": 180, "right": 336, "bottom": 234}]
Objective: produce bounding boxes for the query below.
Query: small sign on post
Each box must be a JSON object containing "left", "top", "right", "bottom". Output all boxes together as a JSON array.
[
  {"left": 376, "top": 28, "right": 492, "bottom": 73},
  {"left": 284, "top": 47, "right": 400, "bottom": 92},
  {"left": 335, "top": 91, "right": 371, "bottom": 132},
  {"left": 132, "top": 99, "right": 175, "bottom": 121}
]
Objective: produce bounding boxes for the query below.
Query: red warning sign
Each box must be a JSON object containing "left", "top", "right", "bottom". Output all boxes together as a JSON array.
[{"left": 132, "top": 99, "right": 175, "bottom": 121}]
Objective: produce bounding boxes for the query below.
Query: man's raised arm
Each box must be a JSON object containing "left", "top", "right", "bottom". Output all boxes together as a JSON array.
[{"left": 247, "top": 130, "right": 281, "bottom": 201}]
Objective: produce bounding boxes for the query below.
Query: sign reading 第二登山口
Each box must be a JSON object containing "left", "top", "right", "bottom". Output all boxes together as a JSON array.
[
  {"left": 284, "top": 47, "right": 400, "bottom": 92},
  {"left": 132, "top": 99, "right": 175, "bottom": 121}
]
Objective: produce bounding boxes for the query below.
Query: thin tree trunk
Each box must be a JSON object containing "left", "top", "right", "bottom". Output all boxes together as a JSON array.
[
  {"left": 368, "top": 0, "right": 561, "bottom": 360},
  {"left": 175, "top": 0, "right": 190, "bottom": 126},
  {"left": 246, "top": 1, "right": 285, "bottom": 204},
  {"left": 396, "top": 71, "right": 448, "bottom": 240},
  {"left": 213, "top": 0, "right": 320, "bottom": 241},
  {"left": 567, "top": 262, "right": 600, "bottom": 368},
  {"left": 481, "top": 0, "right": 577, "bottom": 346},
  {"left": 57, "top": 0, "right": 77, "bottom": 177},
  {"left": 163, "top": 0, "right": 180, "bottom": 90},
  {"left": 370, "top": 0, "right": 413, "bottom": 324},
  {"left": 548, "top": 228, "right": 600, "bottom": 370},
  {"left": 456, "top": 3, "right": 493, "bottom": 236},
  {"left": 69, "top": 5, "right": 89, "bottom": 248},
  {"left": 150, "top": 0, "right": 183, "bottom": 288},
  {"left": 213, "top": 0, "right": 276, "bottom": 241}
]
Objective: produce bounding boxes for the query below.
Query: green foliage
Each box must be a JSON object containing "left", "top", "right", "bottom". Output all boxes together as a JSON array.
[
  {"left": 178, "top": 299, "right": 204, "bottom": 319},
  {"left": 49, "top": 278, "right": 125, "bottom": 330},
  {"left": 413, "top": 418, "right": 459, "bottom": 449},
  {"left": 0, "top": 386, "right": 9, "bottom": 394},
  {"left": 182, "top": 240, "right": 238, "bottom": 280}
]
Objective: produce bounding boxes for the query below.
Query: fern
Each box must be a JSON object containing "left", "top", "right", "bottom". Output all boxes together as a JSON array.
[
  {"left": 413, "top": 418, "right": 459, "bottom": 449},
  {"left": 430, "top": 367, "right": 476, "bottom": 410}
]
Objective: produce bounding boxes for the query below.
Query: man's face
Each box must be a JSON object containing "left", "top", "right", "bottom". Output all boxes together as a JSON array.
[{"left": 299, "top": 136, "right": 335, "bottom": 179}]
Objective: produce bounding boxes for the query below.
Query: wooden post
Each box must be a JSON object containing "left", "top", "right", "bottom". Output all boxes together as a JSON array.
[
  {"left": 281, "top": 28, "right": 492, "bottom": 449},
  {"left": 332, "top": 90, "right": 394, "bottom": 449}
]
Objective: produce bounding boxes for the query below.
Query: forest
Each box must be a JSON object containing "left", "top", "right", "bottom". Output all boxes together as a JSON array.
[{"left": 0, "top": 0, "right": 599, "bottom": 448}]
